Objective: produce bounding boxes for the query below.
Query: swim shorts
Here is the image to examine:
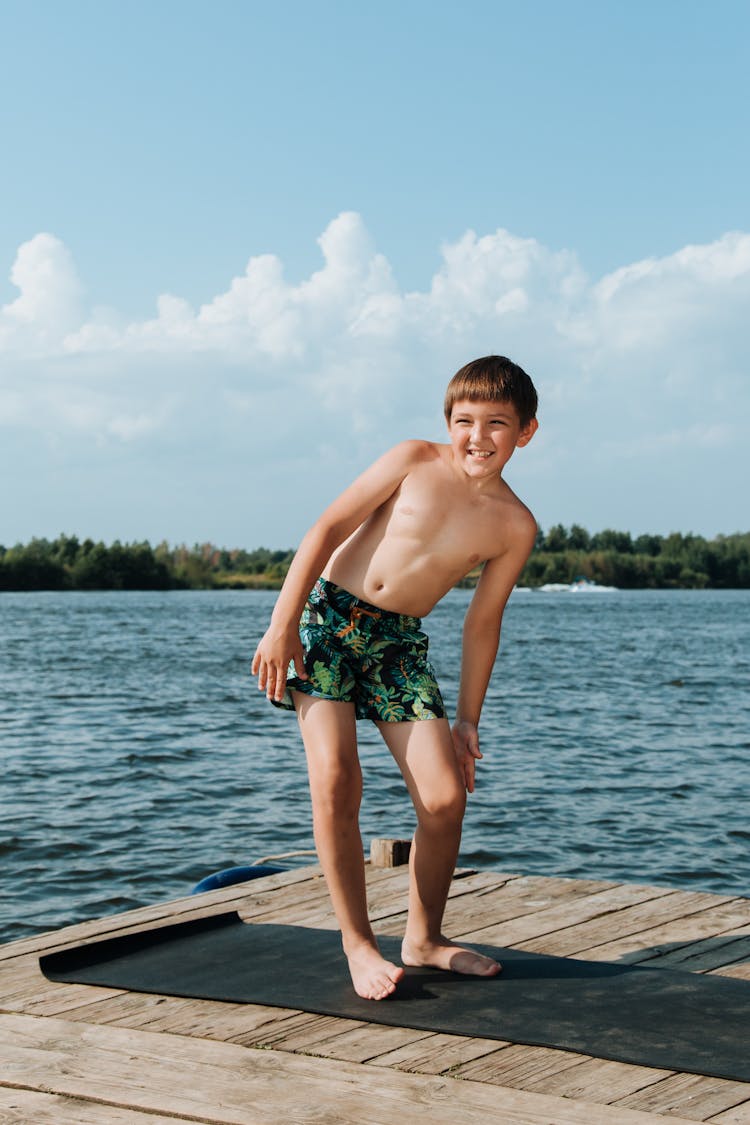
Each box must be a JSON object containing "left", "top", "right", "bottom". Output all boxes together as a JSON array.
[{"left": 271, "top": 577, "right": 446, "bottom": 722}]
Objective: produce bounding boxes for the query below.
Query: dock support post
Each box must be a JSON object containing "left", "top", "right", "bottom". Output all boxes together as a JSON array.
[{"left": 369, "top": 838, "right": 412, "bottom": 867}]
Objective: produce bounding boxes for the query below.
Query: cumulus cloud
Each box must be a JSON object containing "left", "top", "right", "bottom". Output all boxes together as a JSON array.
[
  {"left": 579, "top": 231, "right": 750, "bottom": 361},
  {"left": 0, "top": 233, "right": 84, "bottom": 347},
  {"left": 1, "top": 213, "right": 748, "bottom": 539},
  {"left": 4, "top": 214, "right": 748, "bottom": 381}
]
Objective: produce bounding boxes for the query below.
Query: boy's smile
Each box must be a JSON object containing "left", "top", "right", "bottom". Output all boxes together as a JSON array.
[{"left": 448, "top": 399, "right": 537, "bottom": 479}]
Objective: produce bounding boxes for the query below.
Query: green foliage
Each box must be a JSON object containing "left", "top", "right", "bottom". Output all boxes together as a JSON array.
[
  {"left": 0, "top": 538, "right": 67, "bottom": 591},
  {"left": 0, "top": 536, "right": 181, "bottom": 591},
  {"left": 521, "top": 527, "right": 750, "bottom": 589},
  {"left": 1, "top": 529, "right": 749, "bottom": 591}
]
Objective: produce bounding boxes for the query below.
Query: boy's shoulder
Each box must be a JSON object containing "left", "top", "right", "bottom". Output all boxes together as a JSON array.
[
  {"left": 387, "top": 438, "right": 462, "bottom": 473},
  {"left": 500, "top": 479, "right": 536, "bottom": 520},
  {"left": 474, "top": 480, "right": 537, "bottom": 568},
  {"left": 388, "top": 438, "right": 443, "bottom": 462},
  {"left": 371, "top": 439, "right": 446, "bottom": 479},
  {"left": 495, "top": 480, "right": 537, "bottom": 541}
]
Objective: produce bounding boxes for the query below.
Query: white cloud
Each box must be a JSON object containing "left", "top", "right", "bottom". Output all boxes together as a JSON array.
[
  {"left": 1, "top": 214, "right": 748, "bottom": 540},
  {"left": 5, "top": 216, "right": 747, "bottom": 383},
  {"left": 579, "top": 231, "right": 750, "bottom": 358},
  {"left": 0, "top": 233, "right": 83, "bottom": 347}
]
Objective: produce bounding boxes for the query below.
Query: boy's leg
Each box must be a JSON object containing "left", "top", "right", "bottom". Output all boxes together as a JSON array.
[
  {"left": 292, "top": 691, "right": 404, "bottom": 1000},
  {"left": 376, "top": 717, "right": 500, "bottom": 976}
]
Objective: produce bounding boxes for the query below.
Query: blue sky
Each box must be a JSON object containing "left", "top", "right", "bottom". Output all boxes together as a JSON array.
[{"left": 2, "top": 0, "right": 749, "bottom": 547}]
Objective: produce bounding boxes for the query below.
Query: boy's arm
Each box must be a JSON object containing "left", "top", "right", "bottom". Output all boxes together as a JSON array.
[
  {"left": 453, "top": 514, "right": 536, "bottom": 791},
  {"left": 252, "top": 440, "right": 432, "bottom": 702}
]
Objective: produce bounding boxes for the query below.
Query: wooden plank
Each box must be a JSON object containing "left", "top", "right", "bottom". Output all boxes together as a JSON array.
[
  {"left": 459, "top": 881, "right": 675, "bottom": 946},
  {"left": 521, "top": 1055, "right": 674, "bottom": 1102},
  {"left": 367, "top": 1031, "right": 509, "bottom": 1074},
  {"left": 232, "top": 865, "right": 410, "bottom": 929},
  {"left": 513, "top": 892, "right": 737, "bottom": 959},
  {"left": 229, "top": 1009, "right": 366, "bottom": 1050},
  {"left": 439, "top": 873, "right": 617, "bottom": 935},
  {"left": 2, "top": 868, "right": 746, "bottom": 1125},
  {"left": 62, "top": 992, "right": 303, "bottom": 1040},
  {"left": 0, "top": 962, "right": 146, "bottom": 1019},
  {"left": 283, "top": 1022, "right": 433, "bottom": 1063},
  {"left": 0, "top": 1086, "right": 180, "bottom": 1123},
  {"left": 455, "top": 1046, "right": 750, "bottom": 1122},
  {"left": 376, "top": 873, "right": 622, "bottom": 939},
  {"left": 368, "top": 868, "right": 519, "bottom": 925},
  {"left": 245, "top": 895, "right": 340, "bottom": 928},
  {"left": 453, "top": 1042, "right": 594, "bottom": 1087},
  {"left": 0, "top": 962, "right": 125, "bottom": 1016},
  {"left": 715, "top": 961, "right": 750, "bottom": 981},
  {"left": 564, "top": 901, "right": 750, "bottom": 967},
  {"left": 240, "top": 867, "right": 509, "bottom": 930},
  {"left": 711, "top": 1102, "right": 750, "bottom": 1123},
  {"left": 31, "top": 973, "right": 466, "bottom": 1066},
  {"left": 0, "top": 865, "right": 325, "bottom": 961},
  {"left": 0, "top": 860, "right": 425, "bottom": 962},
  {"left": 0, "top": 1012, "right": 700, "bottom": 1125},
  {"left": 238, "top": 864, "right": 404, "bottom": 924},
  {"left": 614, "top": 1072, "right": 750, "bottom": 1119}
]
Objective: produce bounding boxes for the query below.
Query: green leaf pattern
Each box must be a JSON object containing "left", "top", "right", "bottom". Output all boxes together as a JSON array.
[{"left": 270, "top": 579, "right": 445, "bottom": 722}]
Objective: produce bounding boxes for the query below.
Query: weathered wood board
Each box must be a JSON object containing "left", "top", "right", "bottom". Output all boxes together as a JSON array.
[{"left": 1, "top": 862, "right": 748, "bottom": 1123}]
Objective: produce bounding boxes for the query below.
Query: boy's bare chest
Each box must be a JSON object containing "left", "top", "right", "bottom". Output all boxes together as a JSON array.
[{"left": 385, "top": 472, "right": 506, "bottom": 561}]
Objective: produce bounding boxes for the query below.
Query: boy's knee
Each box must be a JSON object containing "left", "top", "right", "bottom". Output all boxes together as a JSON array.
[
  {"left": 420, "top": 783, "right": 466, "bottom": 826},
  {"left": 310, "top": 760, "right": 363, "bottom": 817}
]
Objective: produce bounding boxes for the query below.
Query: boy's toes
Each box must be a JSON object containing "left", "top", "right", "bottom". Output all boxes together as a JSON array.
[
  {"left": 372, "top": 973, "right": 397, "bottom": 1000},
  {"left": 346, "top": 948, "right": 404, "bottom": 1001},
  {"left": 450, "top": 948, "right": 501, "bottom": 976},
  {"left": 360, "top": 969, "right": 399, "bottom": 1000},
  {"left": 402, "top": 937, "right": 501, "bottom": 977}
]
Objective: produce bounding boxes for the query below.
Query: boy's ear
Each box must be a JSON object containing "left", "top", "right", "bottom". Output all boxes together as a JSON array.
[{"left": 515, "top": 417, "right": 538, "bottom": 448}]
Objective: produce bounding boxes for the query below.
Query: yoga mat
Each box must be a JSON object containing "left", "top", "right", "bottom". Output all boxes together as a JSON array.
[{"left": 40, "top": 912, "right": 750, "bottom": 1082}]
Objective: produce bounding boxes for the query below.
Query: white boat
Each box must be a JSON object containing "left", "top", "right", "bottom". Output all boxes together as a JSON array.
[
  {"left": 538, "top": 578, "right": 618, "bottom": 593},
  {"left": 569, "top": 577, "right": 618, "bottom": 593}
]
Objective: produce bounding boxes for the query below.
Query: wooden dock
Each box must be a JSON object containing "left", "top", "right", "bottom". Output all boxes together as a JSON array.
[{"left": 1, "top": 862, "right": 749, "bottom": 1124}]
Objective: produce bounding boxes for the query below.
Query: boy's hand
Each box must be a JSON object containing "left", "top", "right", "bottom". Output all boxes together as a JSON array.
[
  {"left": 251, "top": 626, "right": 308, "bottom": 703},
  {"left": 451, "top": 720, "right": 483, "bottom": 793}
]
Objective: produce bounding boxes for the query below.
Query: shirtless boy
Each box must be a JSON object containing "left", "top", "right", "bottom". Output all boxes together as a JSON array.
[{"left": 252, "top": 355, "right": 538, "bottom": 1000}]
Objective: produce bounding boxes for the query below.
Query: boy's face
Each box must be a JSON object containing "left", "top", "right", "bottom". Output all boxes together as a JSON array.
[{"left": 447, "top": 398, "right": 537, "bottom": 479}]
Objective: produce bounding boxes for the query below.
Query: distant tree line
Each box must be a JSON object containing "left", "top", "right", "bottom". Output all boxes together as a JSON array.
[
  {"left": 519, "top": 525, "right": 750, "bottom": 589},
  {"left": 0, "top": 536, "right": 295, "bottom": 592},
  {"left": 1, "top": 529, "right": 748, "bottom": 591}
]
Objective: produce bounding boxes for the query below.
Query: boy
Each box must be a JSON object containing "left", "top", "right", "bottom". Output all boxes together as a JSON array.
[{"left": 252, "top": 355, "right": 538, "bottom": 1000}]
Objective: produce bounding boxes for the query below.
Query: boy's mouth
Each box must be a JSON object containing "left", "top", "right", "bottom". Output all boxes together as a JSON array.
[{"left": 468, "top": 449, "right": 493, "bottom": 459}]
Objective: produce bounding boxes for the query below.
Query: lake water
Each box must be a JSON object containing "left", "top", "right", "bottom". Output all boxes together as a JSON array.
[{"left": 1, "top": 588, "right": 748, "bottom": 943}]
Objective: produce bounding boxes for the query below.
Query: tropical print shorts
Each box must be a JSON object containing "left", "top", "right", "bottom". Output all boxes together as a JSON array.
[{"left": 271, "top": 578, "right": 446, "bottom": 722}]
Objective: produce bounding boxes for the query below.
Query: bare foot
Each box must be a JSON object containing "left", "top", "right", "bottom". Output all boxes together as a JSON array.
[
  {"left": 401, "top": 935, "right": 501, "bottom": 977},
  {"left": 345, "top": 941, "right": 405, "bottom": 1000}
]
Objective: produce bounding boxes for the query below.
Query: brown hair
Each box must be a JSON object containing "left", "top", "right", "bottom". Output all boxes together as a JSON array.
[{"left": 444, "top": 355, "right": 538, "bottom": 428}]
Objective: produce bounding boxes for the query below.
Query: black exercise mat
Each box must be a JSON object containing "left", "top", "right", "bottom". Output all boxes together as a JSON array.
[{"left": 40, "top": 911, "right": 750, "bottom": 1082}]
